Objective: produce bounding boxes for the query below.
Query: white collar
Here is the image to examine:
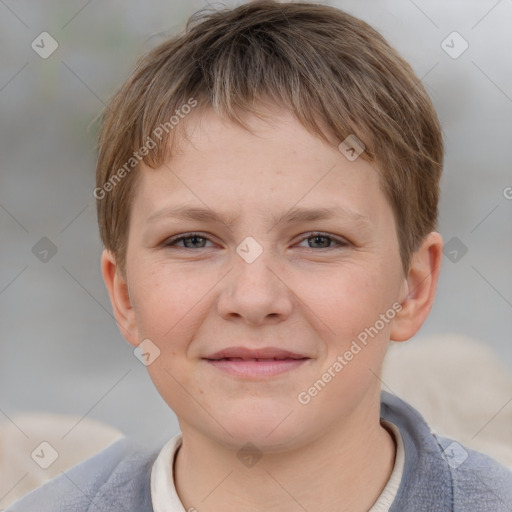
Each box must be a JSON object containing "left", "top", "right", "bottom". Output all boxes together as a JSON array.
[{"left": 151, "top": 420, "right": 404, "bottom": 512}]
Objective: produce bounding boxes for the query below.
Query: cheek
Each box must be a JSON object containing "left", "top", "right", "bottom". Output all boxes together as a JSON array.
[
  {"left": 130, "top": 263, "right": 205, "bottom": 340},
  {"left": 300, "top": 262, "right": 395, "bottom": 344},
  {"left": 129, "top": 264, "right": 205, "bottom": 409},
  {"left": 296, "top": 265, "right": 396, "bottom": 411}
]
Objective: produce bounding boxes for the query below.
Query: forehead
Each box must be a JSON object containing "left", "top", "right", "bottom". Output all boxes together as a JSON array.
[{"left": 132, "top": 106, "right": 392, "bottom": 230}]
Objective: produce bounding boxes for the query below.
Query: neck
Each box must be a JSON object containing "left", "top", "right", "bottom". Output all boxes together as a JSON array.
[{"left": 173, "top": 396, "right": 396, "bottom": 512}]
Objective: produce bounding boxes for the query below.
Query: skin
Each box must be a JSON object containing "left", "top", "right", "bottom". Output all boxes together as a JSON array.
[{"left": 102, "top": 105, "right": 443, "bottom": 512}]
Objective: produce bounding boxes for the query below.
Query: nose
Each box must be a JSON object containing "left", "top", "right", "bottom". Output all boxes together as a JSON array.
[{"left": 216, "top": 244, "right": 293, "bottom": 325}]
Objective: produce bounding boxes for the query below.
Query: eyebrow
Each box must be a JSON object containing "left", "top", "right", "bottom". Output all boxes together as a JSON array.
[{"left": 146, "top": 205, "right": 369, "bottom": 229}]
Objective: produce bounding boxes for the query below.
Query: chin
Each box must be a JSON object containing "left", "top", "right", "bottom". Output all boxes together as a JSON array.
[{"left": 211, "top": 401, "right": 311, "bottom": 452}]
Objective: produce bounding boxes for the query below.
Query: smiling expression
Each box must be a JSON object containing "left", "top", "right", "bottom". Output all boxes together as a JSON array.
[{"left": 109, "top": 105, "right": 410, "bottom": 450}]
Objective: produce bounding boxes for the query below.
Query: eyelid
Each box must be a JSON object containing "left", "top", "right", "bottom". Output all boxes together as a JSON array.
[
  {"left": 296, "top": 231, "right": 349, "bottom": 248},
  {"left": 163, "top": 232, "right": 215, "bottom": 247},
  {"left": 163, "top": 231, "right": 349, "bottom": 249}
]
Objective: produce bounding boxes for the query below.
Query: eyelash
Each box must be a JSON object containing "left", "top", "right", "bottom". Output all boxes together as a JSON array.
[{"left": 163, "top": 232, "right": 349, "bottom": 250}]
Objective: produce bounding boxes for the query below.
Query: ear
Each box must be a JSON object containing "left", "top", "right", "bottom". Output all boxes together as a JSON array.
[
  {"left": 390, "top": 231, "right": 443, "bottom": 342},
  {"left": 101, "top": 249, "right": 139, "bottom": 347}
]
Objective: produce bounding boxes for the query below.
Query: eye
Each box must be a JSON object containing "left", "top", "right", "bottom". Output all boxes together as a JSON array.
[
  {"left": 163, "top": 231, "right": 349, "bottom": 250},
  {"left": 163, "top": 232, "right": 214, "bottom": 249},
  {"left": 296, "top": 232, "right": 348, "bottom": 249}
]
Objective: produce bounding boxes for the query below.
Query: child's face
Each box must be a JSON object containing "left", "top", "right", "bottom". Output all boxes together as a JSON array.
[{"left": 114, "top": 106, "right": 410, "bottom": 449}]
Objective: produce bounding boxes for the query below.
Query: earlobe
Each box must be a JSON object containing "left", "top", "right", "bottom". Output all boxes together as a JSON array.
[
  {"left": 101, "top": 250, "right": 140, "bottom": 346},
  {"left": 390, "top": 232, "right": 443, "bottom": 342}
]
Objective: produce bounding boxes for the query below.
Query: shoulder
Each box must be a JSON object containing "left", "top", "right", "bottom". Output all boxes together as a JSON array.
[
  {"left": 381, "top": 391, "right": 512, "bottom": 511},
  {"left": 0, "top": 413, "right": 123, "bottom": 509},
  {"left": 437, "top": 435, "right": 512, "bottom": 511},
  {"left": 6, "top": 436, "right": 159, "bottom": 512}
]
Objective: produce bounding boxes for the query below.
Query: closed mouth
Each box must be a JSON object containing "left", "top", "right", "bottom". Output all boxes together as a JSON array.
[
  {"left": 204, "top": 347, "right": 310, "bottom": 360},
  {"left": 206, "top": 357, "right": 308, "bottom": 361}
]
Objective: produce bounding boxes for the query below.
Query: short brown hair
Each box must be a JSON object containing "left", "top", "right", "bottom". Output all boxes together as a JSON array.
[{"left": 95, "top": 0, "right": 443, "bottom": 275}]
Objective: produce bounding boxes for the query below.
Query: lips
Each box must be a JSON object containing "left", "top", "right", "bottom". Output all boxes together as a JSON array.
[
  {"left": 204, "top": 347, "right": 309, "bottom": 361},
  {"left": 203, "top": 347, "right": 310, "bottom": 378}
]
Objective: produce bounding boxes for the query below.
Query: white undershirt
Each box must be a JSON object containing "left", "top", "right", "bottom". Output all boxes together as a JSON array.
[
  {"left": 151, "top": 419, "right": 405, "bottom": 512},
  {"left": 368, "top": 420, "right": 405, "bottom": 511}
]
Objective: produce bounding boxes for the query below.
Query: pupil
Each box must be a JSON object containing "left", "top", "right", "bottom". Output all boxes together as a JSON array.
[
  {"left": 182, "top": 235, "right": 331, "bottom": 249},
  {"left": 312, "top": 236, "right": 329, "bottom": 248},
  {"left": 185, "top": 236, "right": 204, "bottom": 248}
]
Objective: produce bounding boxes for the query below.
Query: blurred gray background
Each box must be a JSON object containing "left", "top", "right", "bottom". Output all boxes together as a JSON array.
[{"left": 1, "top": 0, "right": 511, "bottom": 445}]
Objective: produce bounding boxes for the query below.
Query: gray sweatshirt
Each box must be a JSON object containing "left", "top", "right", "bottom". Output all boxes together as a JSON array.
[{"left": 7, "top": 391, "right": 512, "bottom": 511}]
